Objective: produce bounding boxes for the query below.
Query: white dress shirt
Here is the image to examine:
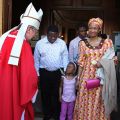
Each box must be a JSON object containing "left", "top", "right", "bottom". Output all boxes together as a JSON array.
[
  {"left": 69, "top": 36, "right": 82, "bottom": 62},
  {"left": 34, "top": 36, "right": 69, "bottom": 76}
]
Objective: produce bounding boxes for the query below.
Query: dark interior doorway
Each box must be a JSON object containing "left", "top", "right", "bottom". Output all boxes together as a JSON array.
[{"left": 67, "top": 28, "right": 76, "bottom": 48}]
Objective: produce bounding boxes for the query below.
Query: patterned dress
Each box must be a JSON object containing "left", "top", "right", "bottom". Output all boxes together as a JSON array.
[{"left": 73, "top": 39, "right": 113, "bottom": 120}]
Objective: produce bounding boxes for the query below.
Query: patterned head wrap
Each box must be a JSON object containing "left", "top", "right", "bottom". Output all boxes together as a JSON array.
[{"left": 88, "top": 18, "right": 103, "bottom": 29}]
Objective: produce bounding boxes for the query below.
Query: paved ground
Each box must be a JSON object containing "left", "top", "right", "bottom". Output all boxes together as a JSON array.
[
  {"left": 34, "top": 112, "right": 120, "bottom": 120},
  {"left": 33, "top": 83, "right": 120, "bottom": 120}
]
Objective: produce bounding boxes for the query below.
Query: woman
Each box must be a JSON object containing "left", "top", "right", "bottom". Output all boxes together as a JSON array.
[{"left": 73, "top": 18, "right": 117, "bottom": 120}]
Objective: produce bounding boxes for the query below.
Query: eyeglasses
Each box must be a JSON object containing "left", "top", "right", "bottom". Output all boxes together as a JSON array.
[{"left": 29, "top": 26, "right": 38, "bottom": 33}]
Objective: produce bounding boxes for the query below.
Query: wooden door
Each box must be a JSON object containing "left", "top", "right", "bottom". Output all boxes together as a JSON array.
[{"left": 2, "top": 0, "right": 12, "bottom": 33}]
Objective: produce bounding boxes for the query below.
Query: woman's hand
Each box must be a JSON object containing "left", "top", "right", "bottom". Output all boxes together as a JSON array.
[
  {"left": 91, "top": 60, "right": 101, "bottom": 68},
  {"left": 95, "top": 62, "right": 102, "bottom": 68}
]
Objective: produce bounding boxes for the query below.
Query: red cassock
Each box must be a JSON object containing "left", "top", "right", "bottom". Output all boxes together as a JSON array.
[{"left": 0, "top": 30, "right": 38, "bottom": 120}]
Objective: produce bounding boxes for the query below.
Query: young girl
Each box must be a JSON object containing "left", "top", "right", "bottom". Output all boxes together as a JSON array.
[{"left": 59, "top": 62, "right": 77, "bottom": 120}]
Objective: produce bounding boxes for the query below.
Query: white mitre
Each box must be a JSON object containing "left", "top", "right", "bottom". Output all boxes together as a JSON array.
[
  {"left": 20, "top": 3, "right": 43, "bottom": 30},
  {"left": 7, "top": 3, "right": 43, "bottom": 66}
]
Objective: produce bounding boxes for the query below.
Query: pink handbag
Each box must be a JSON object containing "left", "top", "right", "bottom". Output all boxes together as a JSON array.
[{"left": 85, "top": 78, "right": 100, "bottom": 90}]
